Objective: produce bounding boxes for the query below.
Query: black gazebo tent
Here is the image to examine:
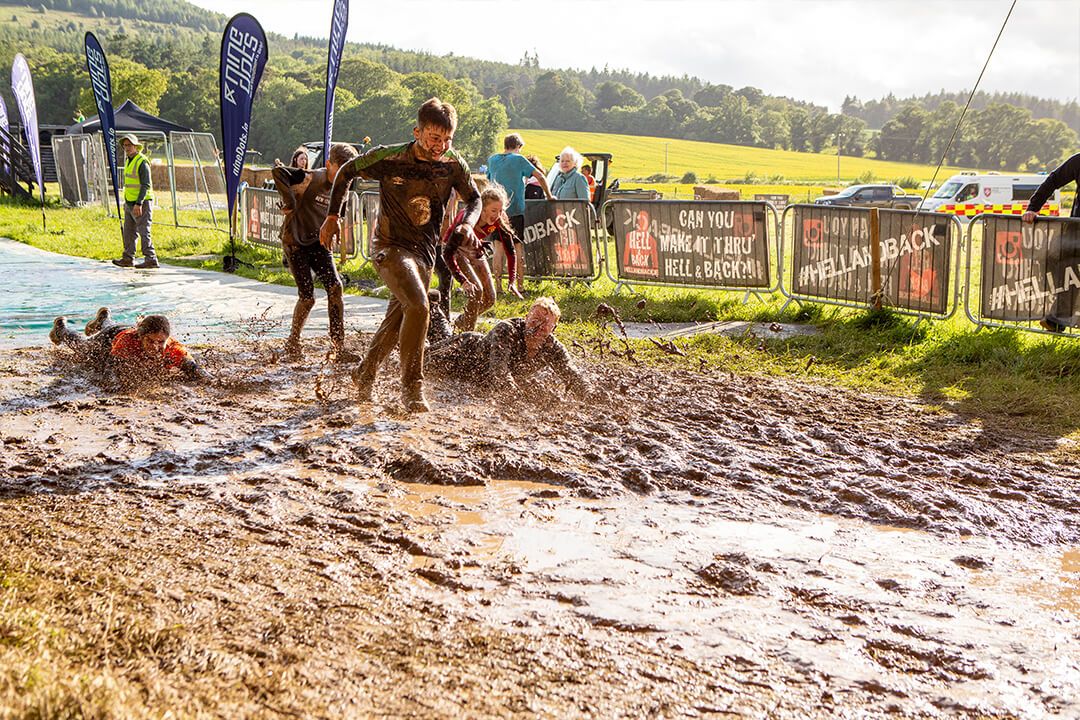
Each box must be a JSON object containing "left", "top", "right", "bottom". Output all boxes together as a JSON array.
[{"left": 66, "top": 99, "right": 192, "bottom": 135}]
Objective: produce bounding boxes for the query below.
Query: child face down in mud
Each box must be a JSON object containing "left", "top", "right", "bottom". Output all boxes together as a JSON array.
[
  {"left": 426, "top": 297, "right": 588, "bottom": 401},
  {"left": 49, "top": 309, "right": 207, "bottom": 387}
]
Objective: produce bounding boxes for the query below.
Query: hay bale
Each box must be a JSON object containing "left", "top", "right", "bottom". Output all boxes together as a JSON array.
[{"left": 693, "top": 185, "right": 740, "bottom": 201}]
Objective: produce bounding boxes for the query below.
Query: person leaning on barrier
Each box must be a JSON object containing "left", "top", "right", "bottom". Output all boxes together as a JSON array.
[
  {"left": 549, "top": 147, "right": 591, "bottom": 202},
  {"left": 272, "top": 142, "right": 360, "bottom": 360},
  {"left": 49, "top": 308, "right": 207, "bottom": 385},
  {"left": 1022, "top": 152, "right": 1080, "bottom": 333},
  {"left": 320, "top": 97, "right": 482, "bottom": 413},
  {"left": 426, "top": 296, "right": 587, "bottom": 400}
]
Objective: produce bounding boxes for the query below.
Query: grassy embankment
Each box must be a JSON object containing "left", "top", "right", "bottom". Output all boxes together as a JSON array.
[{"left": 4, "top": 193, "right": 1080, "bottom": 441}]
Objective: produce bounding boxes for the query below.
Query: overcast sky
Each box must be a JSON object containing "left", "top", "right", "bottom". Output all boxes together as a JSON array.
[{"left": 188, "top": 0, "right": 1080, "bottom": 111}]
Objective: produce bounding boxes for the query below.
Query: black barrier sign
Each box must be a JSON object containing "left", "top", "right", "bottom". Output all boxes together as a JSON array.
[
  {"left": 242, "top": 187, "right": 359, "bottom": 254},
  {"left": 244, "top": 188, "right": 284, "bottom": 247},
  {"left": 522, "top": 199, "right": 594, "bottom": 278},
  {"left": 791, "top": 206, "right": 953, "bottom": 314},
  {"left": 981, "top": 216, "right": 1080, "bottom": 324},
  {"left": 612, "top": 201, "right": 770, "bottom": 287}
]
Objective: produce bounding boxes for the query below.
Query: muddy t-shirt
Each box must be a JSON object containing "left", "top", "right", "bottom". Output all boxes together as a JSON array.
[
  {"left": 109, "top": 329, "right": 191, "bottom": 370},
  {"left": 427, "top": 318, "right": 585, "bottom": 395},
  {"left": 329, "top": 142, "right": 481, "bottom": 266},
  {"left": 272, "top": 166, "right": 333, "bottom": 246}
]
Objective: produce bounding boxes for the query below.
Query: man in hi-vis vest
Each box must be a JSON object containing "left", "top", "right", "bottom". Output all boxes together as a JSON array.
[{"left": 113, "top": 133, "right": 157, "bottom": 269}]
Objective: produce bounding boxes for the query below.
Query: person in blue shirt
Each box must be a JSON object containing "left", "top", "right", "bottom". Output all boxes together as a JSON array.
[
  {"left": 549, "top": 147, "right": 591, "bottom": 202},
  {"left": 487, "top": 133, "right": 554, "bottom": 293}
]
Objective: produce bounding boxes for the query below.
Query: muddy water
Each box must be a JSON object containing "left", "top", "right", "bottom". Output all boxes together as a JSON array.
[{"left": 2, "top": 339, "right": 1079, "bottom": 717}]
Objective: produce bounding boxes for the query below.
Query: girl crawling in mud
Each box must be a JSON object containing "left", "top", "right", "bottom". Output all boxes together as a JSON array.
[
  {"left": 425, "top": 296, "right": 588, "bottom": 399},
  {"left": 49, "top": 308, "right": 207, "bottom": 386}
]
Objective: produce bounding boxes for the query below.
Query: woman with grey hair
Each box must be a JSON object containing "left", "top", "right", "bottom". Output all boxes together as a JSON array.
[{"left": 548, "top": 146, "right": 590, "bottom": 201}]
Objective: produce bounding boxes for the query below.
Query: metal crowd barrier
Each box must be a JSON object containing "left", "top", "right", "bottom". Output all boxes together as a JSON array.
[
  {"left": 600, "top": 199, "right": 780, "bottom": 297},
  {"left": 520, "top": 198, "right": 601, "bottom": 282},
  {"left": 780, "top": 204, "right": 964, "bottom": 320},
  {"left": 964, "top": 214, "right": 1080, "bottom": 336},
  {"left": 240, "top": 186, "right": 362, "bottom": 261}
]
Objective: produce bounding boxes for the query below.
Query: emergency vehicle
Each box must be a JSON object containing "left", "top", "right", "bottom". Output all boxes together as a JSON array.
[{"left": 917, "top": 172, "right": 1060, "bottom": 220}]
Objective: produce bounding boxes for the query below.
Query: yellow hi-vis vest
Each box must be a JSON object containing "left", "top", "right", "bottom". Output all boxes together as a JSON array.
[{"left": 123, "top": 152, "right": 153, "bottom": 203}]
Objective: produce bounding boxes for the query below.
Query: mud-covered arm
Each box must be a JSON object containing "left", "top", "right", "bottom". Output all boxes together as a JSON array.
[
  {"left": 179, "top": 357, "right": 209, "bottom": 382},
  {"left": 327, "top": 148, "right": 385, "bottom": 216},
  {"left": 451, "top": 164, "right": 481, "bottom": 230},
  {"left": 542, "top": 338, "right": 587, "bottom": 398},
  {"left": 442, "top": 233, "right": 471, "bottom": 285},
  {"left": 484, "top": 323, "right": 520, "bottom": 394},
  {"left": 1028, "top": 153, "right": 1080, "bottom": 213},
  {"left": 271, "top": 165, "right": 305, "bottom": 211}
]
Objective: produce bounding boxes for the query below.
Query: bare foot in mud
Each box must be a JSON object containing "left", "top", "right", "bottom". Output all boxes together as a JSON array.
[{"left": 282, "top": 339, "right": 303, "bottom": 362}]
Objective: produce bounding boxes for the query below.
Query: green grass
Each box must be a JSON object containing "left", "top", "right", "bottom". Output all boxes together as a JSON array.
[
  {"left": 5, "top": 195, "right": 1080, "bottom": 443},
  {"left": 512, "top": 129, "right": 977, "bottom": 186}
]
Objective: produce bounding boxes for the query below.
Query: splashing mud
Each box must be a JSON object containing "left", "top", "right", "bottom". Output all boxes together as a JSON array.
[{"left": 1, "top": 336, "right": 1078, "bottom": 717}]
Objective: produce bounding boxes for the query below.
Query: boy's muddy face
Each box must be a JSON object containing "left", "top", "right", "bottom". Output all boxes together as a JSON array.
[{"left": 413, "top": 125, "right": 454, "bottom": 161}]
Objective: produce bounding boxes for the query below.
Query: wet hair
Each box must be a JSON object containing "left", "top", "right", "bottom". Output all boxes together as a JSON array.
[
  {"left": 504, "top": 133, "right": 524, "bottom": 151},
  {"left": 526, "top": 155, "right": 545, "bottom": 173},
  {"left": 479, "top": 184, "right": 516, "bottom": 239},
  {"left": 327, "top": 142, "right": 358, "bottom": 167},
  {"left": 531, "top": 297, "right": 561, "bottom": 322},
  {"left": 417, "top": 97, "right": 457, "bottom": 131},
  {"left": 290, "top": 147, "right": 308, "bottom": 167},
  {"left": 136, "top": 315, "right": 171, "bottom": 337}
]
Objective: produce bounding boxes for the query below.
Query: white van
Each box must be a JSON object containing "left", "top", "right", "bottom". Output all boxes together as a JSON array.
[{"left": 917, "top": 172, "right": 1061, "bottom": 219}]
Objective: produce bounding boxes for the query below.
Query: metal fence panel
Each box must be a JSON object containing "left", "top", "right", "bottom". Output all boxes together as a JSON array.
[
  {"left": 786, "top": 205, "right": 959, "bottom": 317},
  {"left": 606, "top": 199, "right": 772, "bottom": 289},
  {"left": 521, "top": 199, "right": 596, "bottom": 280},
  {"left": 51, "top": 133, "right": 108, "bottom": 209},
  {"left": 972, "top": 215, "right": 1080, "bottom": 328},
  {"left": 168, "top": 131, "right": 227, "bottom": 229},
  {"left": 240, "top": 186, "right": 361, "bottom": 256}
]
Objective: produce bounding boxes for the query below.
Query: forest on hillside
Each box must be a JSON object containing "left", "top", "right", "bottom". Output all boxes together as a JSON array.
[{"left": 0, "top": 0, "right": 1076, "bottom": 172}]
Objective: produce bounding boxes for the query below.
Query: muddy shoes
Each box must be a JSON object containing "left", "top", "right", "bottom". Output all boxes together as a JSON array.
[
  {"left": 401, "top": 382, "right": 430, "bottom": 413},
  {"left": 49, "top": 317, "right": 69, "bottom": 345},
  {"left": 85, "top": 307, "right": 111, "bottom": 336}
]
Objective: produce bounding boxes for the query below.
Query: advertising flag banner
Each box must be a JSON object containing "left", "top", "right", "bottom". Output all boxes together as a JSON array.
[
  {"left": 220, "top": 13, "right": 268, "bottom": 229},
  {"left": 324, "top": 0, "right": 349, "bottom": 158},
  {"left": 84, "top": 32, "right": 120, "bottom": 217},
  {"left": 10, "top": 53, "right": 44, "bottom": 204}
]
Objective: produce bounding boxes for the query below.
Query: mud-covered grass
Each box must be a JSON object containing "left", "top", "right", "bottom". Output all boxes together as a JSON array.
[{"left": 6, "top": 197, "right": 1080, "bottom": 439}]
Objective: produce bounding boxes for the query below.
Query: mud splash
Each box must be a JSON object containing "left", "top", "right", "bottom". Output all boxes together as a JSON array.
[{"left": 1, "top": 337, "right": 1079, "bottom": 717}]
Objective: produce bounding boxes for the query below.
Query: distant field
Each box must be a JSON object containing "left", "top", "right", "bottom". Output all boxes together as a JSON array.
[{"left": 511, "top": 129, "right": 976, "bottom": 186}]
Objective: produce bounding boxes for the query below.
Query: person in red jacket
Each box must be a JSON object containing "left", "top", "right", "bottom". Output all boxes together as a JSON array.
[{"left": 49, "top": 308, "right": 206, "bottom": 384}]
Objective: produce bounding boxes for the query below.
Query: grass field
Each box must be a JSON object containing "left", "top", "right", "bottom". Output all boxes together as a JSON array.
[{"left": 513, "top": 129, "right": 976, "bottom": 186}]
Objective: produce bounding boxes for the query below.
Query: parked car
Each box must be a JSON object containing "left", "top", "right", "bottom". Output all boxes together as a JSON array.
[{"left": 814, "top": 184, "right": 922, "bottom": 210}]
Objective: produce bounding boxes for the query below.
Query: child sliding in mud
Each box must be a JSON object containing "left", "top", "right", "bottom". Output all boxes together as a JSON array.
[
  {"left": 426, "top": 296, "right": 587, "bottom": 400},
  {"left": 49, "top": 308, "right": 207, "bottom": 386}
]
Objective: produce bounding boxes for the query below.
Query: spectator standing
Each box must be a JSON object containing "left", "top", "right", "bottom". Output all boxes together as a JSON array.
[
  {"left": 488, "top": 134, "right": 553, "bottom": 294},
  {"left": 549, "top": 147, "right": 590, "bottom": 201},
  {"left": 112, "top": 134, "right": 157, "bottom": 269}
]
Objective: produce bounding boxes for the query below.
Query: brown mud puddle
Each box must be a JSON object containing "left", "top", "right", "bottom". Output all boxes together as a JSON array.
[{"left": 1, "top": 339, "right": 1078, "bottom": 718}]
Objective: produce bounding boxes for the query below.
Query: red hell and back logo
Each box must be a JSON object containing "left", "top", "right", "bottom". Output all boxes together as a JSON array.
[
  {"left": 995, "top": 231, "right": 1023, "bottom": 265},
  {"left": 802, "top": 218, "right": 824, "bottom": 249}
]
